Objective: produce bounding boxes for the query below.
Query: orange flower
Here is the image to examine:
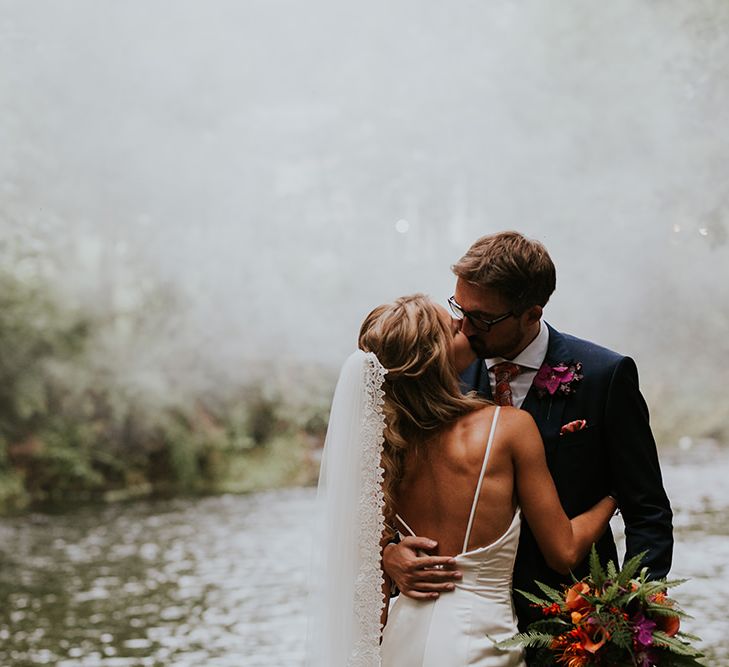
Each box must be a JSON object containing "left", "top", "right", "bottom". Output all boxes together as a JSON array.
[
  {"left": 565, "top": 582, "right": 591, "bottom": 612},
  {"left": 655, "top": 613, "right": 680, "bottom": 637},
  {"left": 582, "top": 625, "right": 609, "bottom": 653},
  {"left": 571, "top": 611, "right": 583, "bottom": 625},
  {"left": 650, "top": 591, "right": 680, "bottom": 636},
  {"left": 552, "top": 632, "right": 592, "bottom": 667}
]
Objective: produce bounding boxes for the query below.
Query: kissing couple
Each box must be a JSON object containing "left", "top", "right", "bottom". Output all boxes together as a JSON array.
[{"left": 306, "top": 231, "right": 673, "bottom": 666}]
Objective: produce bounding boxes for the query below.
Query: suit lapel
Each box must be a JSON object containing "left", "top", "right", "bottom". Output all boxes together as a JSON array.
[
  {"left": 480, "top": 361, "right": 493, "bottom": 401},
  {"left": 460, "top": 359, "right": 493, "bottom": 400},
  {"left": 524, "top": 323, "right": 572, "bottom": 442}
]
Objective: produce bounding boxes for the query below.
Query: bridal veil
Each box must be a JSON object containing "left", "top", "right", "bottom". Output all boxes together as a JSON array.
[{"left": 306, "top": 350, "right": 388, "bottom": 666}]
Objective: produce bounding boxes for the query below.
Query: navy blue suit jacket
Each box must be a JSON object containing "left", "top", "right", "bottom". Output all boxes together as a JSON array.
[{"left": 460, "top": 324, "right": 673, "bottom": 629}]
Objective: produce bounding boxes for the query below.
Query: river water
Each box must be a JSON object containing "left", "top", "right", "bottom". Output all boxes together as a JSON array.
[{"left": 1, "top": 444, "right": 727, "bottom": 666}]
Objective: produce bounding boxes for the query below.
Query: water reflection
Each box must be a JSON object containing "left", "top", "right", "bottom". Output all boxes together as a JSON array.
[{"left": 0, "top": 449, "right": 727, "bottom": 665}]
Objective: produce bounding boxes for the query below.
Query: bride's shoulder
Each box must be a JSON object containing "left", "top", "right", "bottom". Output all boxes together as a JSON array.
[
  {"left": 449, "top": 406, "right": 526, "bottom": 465},
  {"left": 456, "top": 404, "right": 497, "bottom": 429},
  {"left": 464, "top": 404, "right": 531, "bottom": 427},
  {"left": 497, "top": 405, "right": 536, "bottom": 424},
  {"left": 495, "top": 406, "right": 538, "bottom": 433},
  {"left": 461, "top": 406, "right": 538, "bottom": 443},
  {"left": 452, "top": 404, "right": 517, "bottom": 441}
]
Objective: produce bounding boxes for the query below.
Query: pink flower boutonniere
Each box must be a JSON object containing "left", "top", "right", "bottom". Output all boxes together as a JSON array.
[{"left": 534, "top": 361, "right": 583, "bottom": 398}]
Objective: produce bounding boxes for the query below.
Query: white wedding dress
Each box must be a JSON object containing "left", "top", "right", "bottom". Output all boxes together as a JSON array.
[{"left": 380, "top": 408, "right": 526, "bottom": 667}]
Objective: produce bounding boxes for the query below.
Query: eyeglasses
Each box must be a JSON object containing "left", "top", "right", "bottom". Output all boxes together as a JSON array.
[{"left": 448, "top": 296, "right": 515, "bottom": 332}]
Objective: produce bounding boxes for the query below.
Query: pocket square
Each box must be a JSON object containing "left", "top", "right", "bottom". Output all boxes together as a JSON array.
[{"left": 560, "top": 419, "right": 587, "bottom": 436}]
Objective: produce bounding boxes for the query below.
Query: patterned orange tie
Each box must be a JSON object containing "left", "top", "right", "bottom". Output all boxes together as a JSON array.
[{"left": 491, "top": 362, "right": 522, "bottom": 406}]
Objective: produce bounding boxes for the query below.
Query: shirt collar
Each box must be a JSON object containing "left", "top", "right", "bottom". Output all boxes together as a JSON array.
[{"left": 485, "top": 320, "right": 550, "bottom": 371}]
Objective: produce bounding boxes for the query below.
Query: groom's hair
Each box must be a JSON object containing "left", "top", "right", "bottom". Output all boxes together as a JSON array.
[{"left": 452, "top": 231, "right": 556, "bottom": 311}]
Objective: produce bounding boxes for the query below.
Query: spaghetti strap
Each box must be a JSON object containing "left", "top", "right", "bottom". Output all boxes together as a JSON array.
[
  {"left": 462, "top": 406, "right": 501, "bottom": 554},
  {"left": 395, "top": 513, "right": 417, "bottom": 537}
]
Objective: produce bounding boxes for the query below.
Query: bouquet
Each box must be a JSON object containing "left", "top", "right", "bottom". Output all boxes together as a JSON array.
[{"left": 497, "top": 547, "right": 704, "bottom": 666}]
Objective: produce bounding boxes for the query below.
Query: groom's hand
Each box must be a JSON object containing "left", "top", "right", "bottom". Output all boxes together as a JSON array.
[{"left": 382, "top": 538, "right": 461, "bottom": 600}]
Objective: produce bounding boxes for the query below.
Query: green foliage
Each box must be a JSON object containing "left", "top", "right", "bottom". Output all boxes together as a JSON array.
[
  {"left": 588, "top": 546, "right": 606, "bottom": 589},
  {"left": 534, "top": 581, "right": 564, "bottom": 605},
  {"left": 617, "top": 550, "right": 649, "bottom": 585},
  {"left": 0, "top": 471, "right": 29, "bottom": 512},
  {"left": 21, "top": 419, "right": 105, "bottom": 502},
  {"left": 492, "top": 630, "right": 555, "bottom": 650},
  {"left": 155, "top": 408, "right": 232, "bottom": 492},
  {"left": 514, "top": 589, "right": 552, "bottom": 607},
  {"left": 0, "top": 271, "right": 91, "bottom": 440},
  {"left": 609, "top": 623, "right": 633, "bottom": 651},
  {"left": 653, "top": 632, "right": 703, "bottom": 656},
  {"left": 246, "top": 391, "right": 281, "bottom": 446},
  {"left": 0, "top": 267, "right": 325, "bottom": 512},
  {"left": 302, "top": 408, "right": 328, "bottom": 438},
  {"left": 164, "top": 419, "right": 202, "bottom": 489}
]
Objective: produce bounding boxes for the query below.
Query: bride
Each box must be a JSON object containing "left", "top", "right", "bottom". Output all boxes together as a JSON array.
[{"left": 306, "top": 294, "right": 616, "bottom": 666}]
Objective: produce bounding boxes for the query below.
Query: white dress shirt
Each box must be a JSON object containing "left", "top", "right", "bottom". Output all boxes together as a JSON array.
[{"left": 484, "top": 321, "right": 550, "bottom": 408}]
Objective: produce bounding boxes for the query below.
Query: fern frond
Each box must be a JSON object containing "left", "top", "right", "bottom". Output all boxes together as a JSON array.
[
  {"left": 645, "top": 604, "right": 681, "bottom": 618},
  {"left": 535, "top": 581, "right": 564, "bottom": 604},
  {"left": 588, "top": 545, "right": 606, "bottom": 588},
  {"left": 652, "top": 631, "right": 704, "bottom": 657},
  {"left": 616, "top": 550, "right": 647, "bottom": 586},
  {"left": 677, "top": 630, "right": 702, "bottom": 642},
  {"left": 515, "top": 589, "right": 553, "bottom": 607},
  {"left": 600, "top": 578, "right": 622, "bottom": 604},
  {"left": 610, "top": 625, "right": 633, "bottom": 650},
  {"left": 492, "top": 630, "right": 555, "bottom": 650},
  {"left": 527, "top": 618, "right": 570, "bottom": 634}
]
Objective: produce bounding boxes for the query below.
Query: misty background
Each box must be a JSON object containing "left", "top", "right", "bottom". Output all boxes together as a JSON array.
[
  {"left": 2, "top": 0, "right": 728, "bottom": 441},
  {"left": 2, "top": 3, "right": 729, "bottom": 665}
]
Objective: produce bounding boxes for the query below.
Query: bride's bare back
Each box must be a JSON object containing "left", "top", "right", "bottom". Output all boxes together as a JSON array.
[{"left": 395, "top": 405, "right": 518, "bottom": 557}]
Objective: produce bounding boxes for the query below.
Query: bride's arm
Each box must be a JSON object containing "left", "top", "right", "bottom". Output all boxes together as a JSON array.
[{"left": 508, "top": 410, "right": 617, "bottom": 574}]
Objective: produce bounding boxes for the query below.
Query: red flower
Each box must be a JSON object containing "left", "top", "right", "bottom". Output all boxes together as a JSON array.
[{"left": 542, "top": 603, "right": 562, "bottom": 617}]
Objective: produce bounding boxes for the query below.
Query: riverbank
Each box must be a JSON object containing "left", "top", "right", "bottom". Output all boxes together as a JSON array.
[{"left": 0, "top": 430, "right": 323, "bottom": 516}]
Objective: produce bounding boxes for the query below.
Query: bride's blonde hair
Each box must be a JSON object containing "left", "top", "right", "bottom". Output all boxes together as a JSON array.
[{"left": 358, "top": 294, "right": 485, "bottom": 537}]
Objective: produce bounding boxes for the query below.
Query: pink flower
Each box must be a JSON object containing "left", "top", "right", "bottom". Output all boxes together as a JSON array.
[
  {"left": 633, "top": 612, "right": 656, "bottom": 649},
  {"left": 534, "top": 361, "right": 582, "bottom": 397}
]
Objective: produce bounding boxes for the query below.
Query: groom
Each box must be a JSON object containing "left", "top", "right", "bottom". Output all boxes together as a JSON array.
[{"left": 382, "top": 231, "right": 673, "bottom": 634}]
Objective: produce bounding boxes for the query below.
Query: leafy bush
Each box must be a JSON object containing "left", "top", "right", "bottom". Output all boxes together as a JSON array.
[{"left": 0, "top": 267, "right": 326, "bottom": 513}]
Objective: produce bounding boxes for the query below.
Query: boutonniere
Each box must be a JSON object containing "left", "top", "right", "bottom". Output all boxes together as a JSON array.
[{"left": 533, "top": 361, "right": 583, "bottom": 398}]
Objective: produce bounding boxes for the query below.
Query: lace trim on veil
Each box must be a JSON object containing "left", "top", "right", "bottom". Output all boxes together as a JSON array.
[{"left": 350, "top": 352, "right": 387, "bottom": 666}]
